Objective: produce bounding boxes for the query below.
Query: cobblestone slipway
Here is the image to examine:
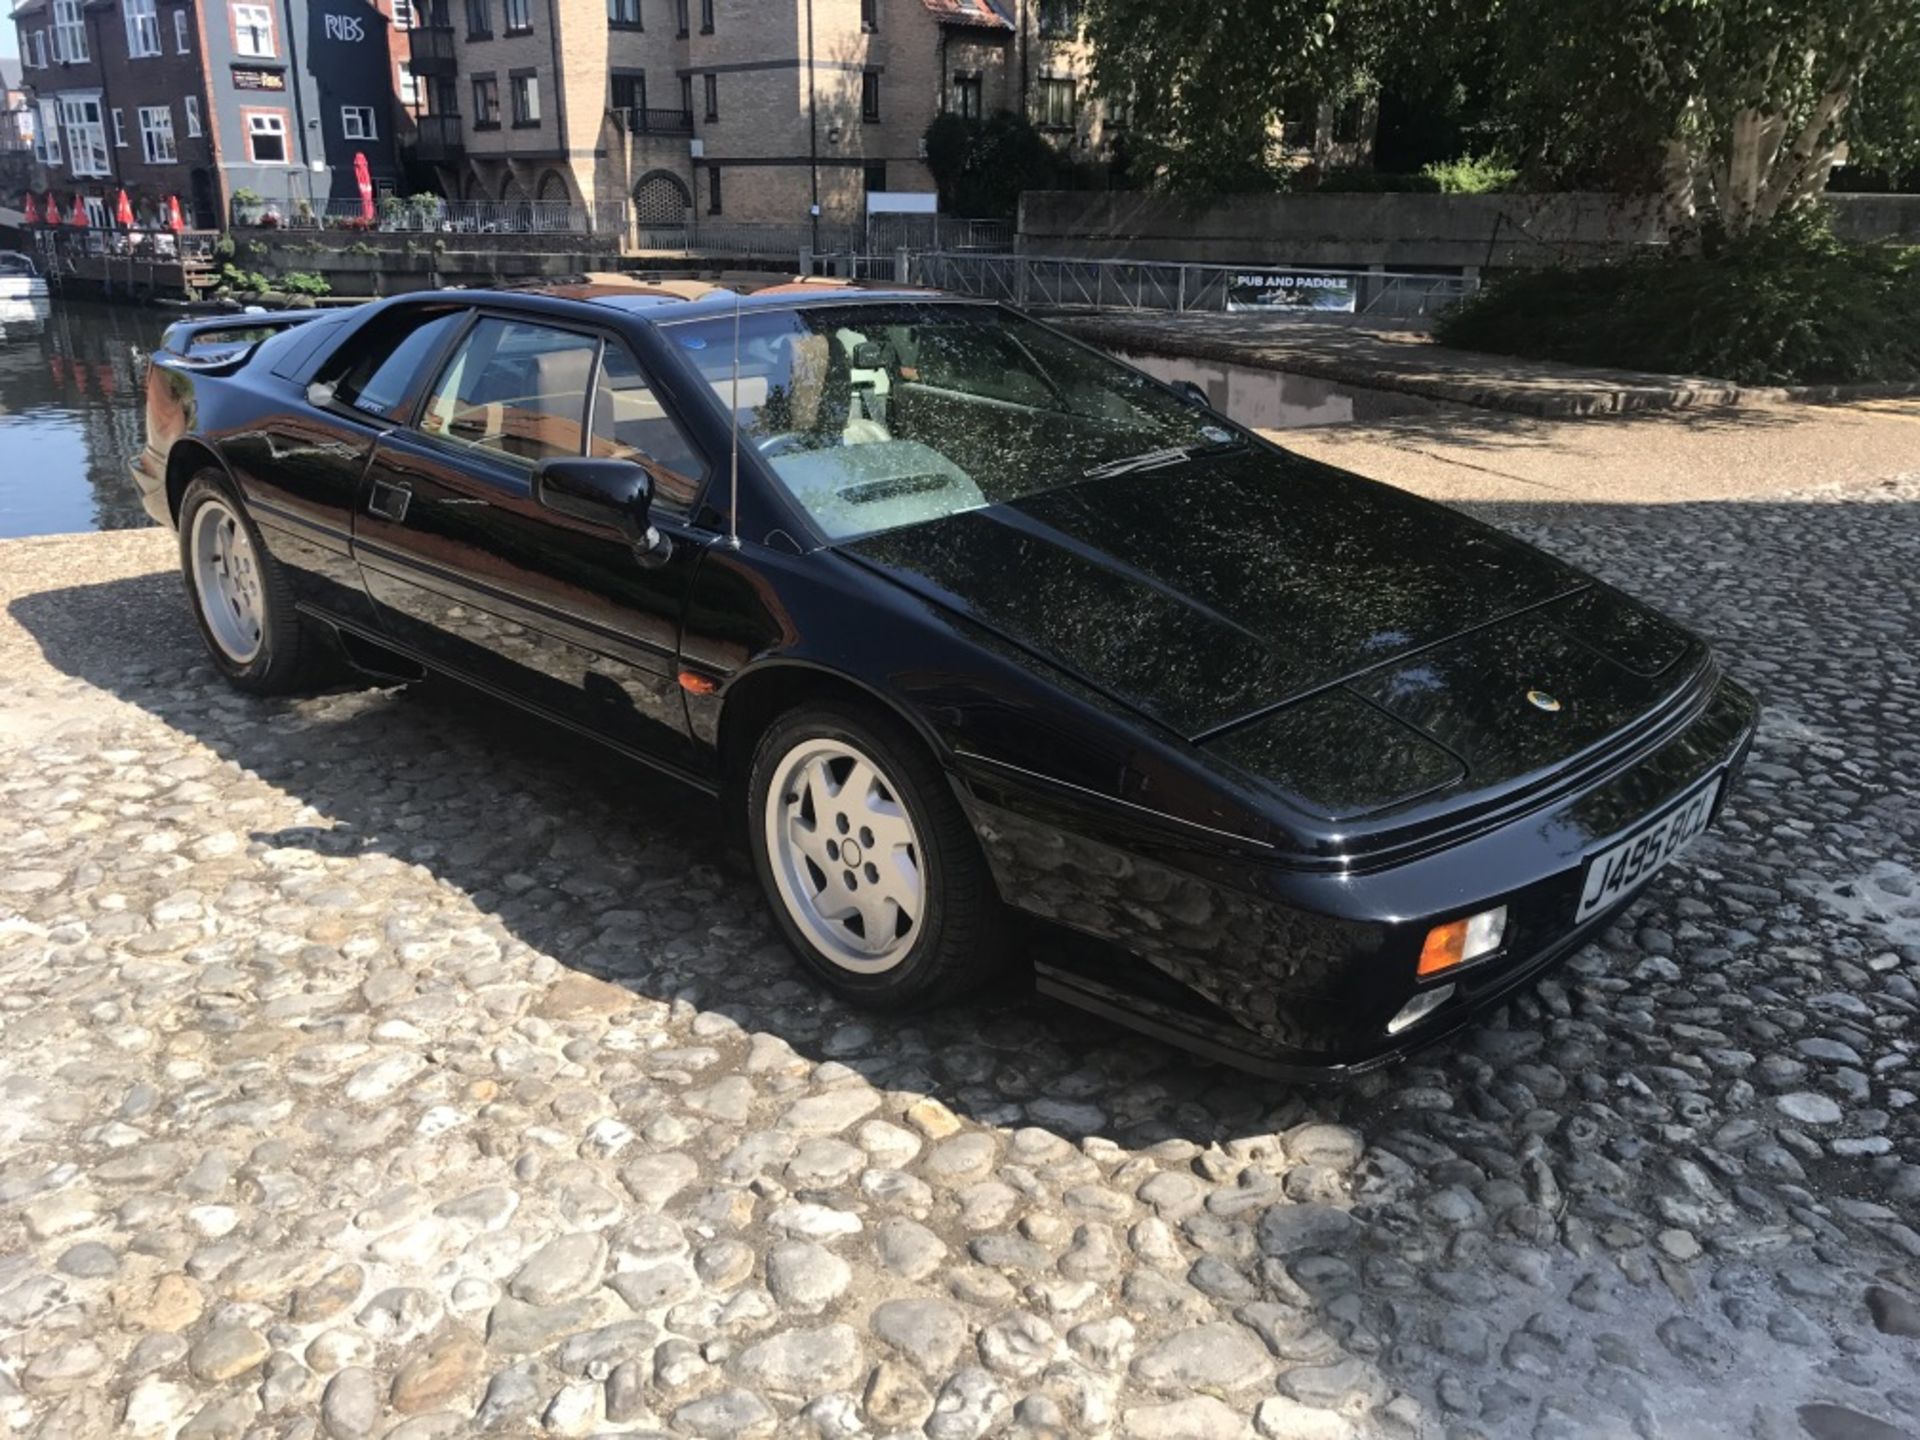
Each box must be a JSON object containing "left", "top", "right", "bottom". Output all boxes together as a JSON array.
[{"left": 1, "top": 477, "right": 1917, "bottom": 1440}]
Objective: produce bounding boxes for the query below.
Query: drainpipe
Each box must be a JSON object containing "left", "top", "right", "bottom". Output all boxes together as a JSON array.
[
  {"left": 546, "top": 0, "right": 568, "bottom": 192},
  {"left": 805, "top": 0, "right": 818, "bottom": 254},
  {"left": 280, "top": 0, "right": 315, "bottom": 199}
]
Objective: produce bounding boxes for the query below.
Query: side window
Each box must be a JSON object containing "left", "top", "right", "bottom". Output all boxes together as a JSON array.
[
  {"left": 329, "top": 307, "right": 465, "bottom": 420},
  {"left": 419, "top": 317, "right": 599, "bottom": 469},
  {"left": 589, "top": 342, "right": 707, "bottom": 516}
]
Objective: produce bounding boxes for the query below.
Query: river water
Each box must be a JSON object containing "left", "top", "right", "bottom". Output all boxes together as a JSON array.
[{"left": 0, "top": 299, "right": 1438, "bottom": 540}]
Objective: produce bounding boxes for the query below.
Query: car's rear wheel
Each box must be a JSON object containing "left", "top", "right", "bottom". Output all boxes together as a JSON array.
[
  {"left": 747, "top": 702, "right": 1010, "bottom": 1009},
  {"left": 178, "top": 473, "right": 328, "bottom": 694}
]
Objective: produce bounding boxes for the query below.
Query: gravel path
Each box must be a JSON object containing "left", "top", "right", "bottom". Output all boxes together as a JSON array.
[{"left": 1, "top": 476, "right": 1917, "bottom": 1440}]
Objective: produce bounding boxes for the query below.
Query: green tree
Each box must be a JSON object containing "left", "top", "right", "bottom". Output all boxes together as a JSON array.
[
  {"left": 922, "top": 111, "right": 1062, "bottom": 218},
  {"left": 1495, "top": 0, "right": 1920, "bottom": 240}
]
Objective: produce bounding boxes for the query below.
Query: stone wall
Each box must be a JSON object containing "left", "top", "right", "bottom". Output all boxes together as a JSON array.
[{"left": 1016, "top": 190, "right": 1920, "bottom": 271}]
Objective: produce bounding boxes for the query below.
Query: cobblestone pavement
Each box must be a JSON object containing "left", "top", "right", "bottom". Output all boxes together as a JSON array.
[{"left": 2, "top": 475, "right": 1918, "bottom": 1440}]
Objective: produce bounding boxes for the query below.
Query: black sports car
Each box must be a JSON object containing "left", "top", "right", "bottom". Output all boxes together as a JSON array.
[{"left": 133, "top": 281, "right": 1756, "bottom": 1077}]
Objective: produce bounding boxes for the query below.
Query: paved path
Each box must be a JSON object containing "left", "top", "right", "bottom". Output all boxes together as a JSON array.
[
  {"left": 1, "top": 466, "right": 1918, "bottom": 1439},
  {"left": 1052, "top": 313, "right": 1920, "bottom": 418}
]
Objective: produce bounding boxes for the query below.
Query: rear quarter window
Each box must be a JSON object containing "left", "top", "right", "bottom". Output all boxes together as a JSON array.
[{"left": 322, "top": 306, "right": 468, "bottom": 421}]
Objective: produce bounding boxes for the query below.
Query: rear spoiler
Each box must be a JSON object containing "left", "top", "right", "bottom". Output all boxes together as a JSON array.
[{"left": 156, "top": 308, "right": 337, "bottom": 371}]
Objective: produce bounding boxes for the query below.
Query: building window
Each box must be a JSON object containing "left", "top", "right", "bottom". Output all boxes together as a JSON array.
[
  {"left": 860, "top": 70, "right": 879, "bottom": 123},
  {"left": 245, "top": 109, "right": 288, "bottom": 162},
  {"left": 397, "top": 61, "right": 417, "bottom": 107},
  {"left": 341, "top": 104, "right": 378, "bottom": 139},
  {"left": 706, "top": 165, "right": 720, "bottom": 214},
  {"left": 608, "top": 0, "right": 639, "bottom": 25},
  {"left": 1037, "top": 0, "right": 1079, "bottom": 36},
  {"left": 1038, "top": 76, "right": 1075, "bottom": 129},
  {"left": 501, "top": 0, "right": 530, "bottom": 32},
  {"left": 35, "top": 97, "right": 61, "bottom": 163},
  {"left": 112, "top": 107, "right": 126, "bottom": 146},
  {"left": 138, "top": 104, "right": 177, "bottom": 162},
  {"left": 391, "top": 0, "right": 413, "bottom": 27},
  {"left": 702, "top": 72, "right": 717, "bottom": 120},
  {"left": 860, "top": 0, "right": 876, "bottom": 30},
  {"left": 611, "top": 71, "right": 645, "bottom": 114},
  {"left": 124, "top": 0, "right": 162, "bottom": 55},
  {"left": 173, "top": 7, "right": 190, "bottom": 51},
  {"left": 471, "top": 74, "right": 499, "bottom": 125},
  {"left": 951, "top": 72, "right": 981, "bottom": 119},
  {"left": 29, "top": 29, "right": 49, "bottom": 66},
  {"left": 233, "top": 3, "right": 275, "bottom": 56},
  {"left": 510, "top": 73, "right": 538, "bottom": 125},
  {"left": 1332, "top": 98, "right": 1367, "bottom": 144},
  {"left": 698, "top": 0, "right": 712, "bottom": 31},
  {"left": 464, "top": 0, "right": 489, "bottom": 36},
  {"left": 59, "top": 97, "right": 109, "bottom": 175},
  {"left": 184, "top": 95, "right": 201, "bottom": 136},
  {"left": 52, "top": 0, "right": 89, "bottom": 62},
  {"left": 673, "top": 0, "right": 686, "bottom": 32},
  {"left": 679, "top": 74, "right": 693, "bottom": 117},
  {"left": 863, "top": 162, "right": 885, "bottom": 194}
]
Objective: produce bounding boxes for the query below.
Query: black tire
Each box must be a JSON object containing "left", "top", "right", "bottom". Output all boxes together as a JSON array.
[
  {"left": 747, "top": 701, "right": 1013, "bottom": 1010},
  {"left": 177, "top": 472, "right": 329, "bottom": 695}
]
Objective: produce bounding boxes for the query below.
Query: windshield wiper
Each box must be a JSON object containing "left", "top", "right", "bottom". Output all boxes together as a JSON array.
[{"left": 1083, "top": 434, "right": 1244, "bottom": 481}]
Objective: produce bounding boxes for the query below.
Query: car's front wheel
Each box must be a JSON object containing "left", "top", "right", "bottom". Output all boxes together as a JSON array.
[
  {"left": 747, "top": 702, "right": 1010, "bottom": 1010},
  {"left": 178, "top": 473, "right": 328, "bottom": 694}
]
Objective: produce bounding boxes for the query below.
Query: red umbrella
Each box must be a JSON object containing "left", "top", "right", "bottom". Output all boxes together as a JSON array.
[
  {"left": 22, "top": 193, "right": 39, "bottom": 225},
  {"left": 166, "top": 195, "right": 186, "bottom": 232},
  {"left": 115, "top": 190, "right": 135, "bottom": 227},
  {"left": 41, "top": 194, "right": 59, "bottom": 225},
  {"left": 354, "top": 152, "right": 374, "bottom": 224},
  {"left": 69, "top": 195, "right": 89, "bottom": 228}
]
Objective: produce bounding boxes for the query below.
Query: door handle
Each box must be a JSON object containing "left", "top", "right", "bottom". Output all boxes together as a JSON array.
[{"left": 367, "top": 479, "right": 412, "bottom": 523}]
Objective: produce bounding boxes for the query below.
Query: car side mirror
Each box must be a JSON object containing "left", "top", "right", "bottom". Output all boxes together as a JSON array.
[{"left": 535, "top": 456, "right": 673, "bottom": 566}]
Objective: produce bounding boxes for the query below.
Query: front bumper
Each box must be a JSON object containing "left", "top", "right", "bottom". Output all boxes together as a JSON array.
[{"left": 959, "top": 672, "right": 1758, "bottom": 1077}]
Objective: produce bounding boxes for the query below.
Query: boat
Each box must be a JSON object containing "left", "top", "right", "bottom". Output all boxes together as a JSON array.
[{"left": 0, "top": 252, "right": 51, "bottom": 301}]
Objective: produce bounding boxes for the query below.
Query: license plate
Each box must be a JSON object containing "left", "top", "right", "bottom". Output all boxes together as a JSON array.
[{"left": 1575, "top": 773, "right": 1721, "bottom": 923}]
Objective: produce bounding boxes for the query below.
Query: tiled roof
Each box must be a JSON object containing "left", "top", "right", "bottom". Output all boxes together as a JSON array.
[{"left": 920, "top": 0, "right": 1013, "bottom": 31}]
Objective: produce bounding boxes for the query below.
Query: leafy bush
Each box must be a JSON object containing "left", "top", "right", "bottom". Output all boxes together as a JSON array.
[
  {"left": 922, "top": 111, "right": 1063, "bottom": 219},
  {"left": 1420, "top": 155, "right": 1518, "bottom": 194},
  {"left": 1435, "top": 210, "right": 1920, "bottom": 385},
  {"left": 277, "top": 271, "right": 330, "bottom": 296},
  {"left": 1310, "top": 167, "right": 1442, "bottom": 193}
]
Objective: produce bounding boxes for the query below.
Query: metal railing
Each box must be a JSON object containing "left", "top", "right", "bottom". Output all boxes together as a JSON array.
[
  {"left": 610, "top": 106, "right": 695, "bottom": 136},
  {"left": 233, "top": 196, "right": 628, "bottom": 234},
  {"left": 631, "top": 220, "right": 866, "bottom": 257},
  {"left": 406, "top": 22, "right": 457, "bottom": 71},
  {"left": 407, "top": 113, "right": 464, "bottom": 161},
  {"left": 913, "top": 252, "right": 1478, "bottom": 323},
  {"left": 867, "top": 215, "right": 1013, "bottom": 252}
]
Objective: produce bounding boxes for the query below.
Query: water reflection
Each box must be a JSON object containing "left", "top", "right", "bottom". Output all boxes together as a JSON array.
[
  {"left": 1114, "top": 348, "right": 1442, "bottom": 430},
  {"left": 0, "top": 299, "right": 169, "bottom": 537}
]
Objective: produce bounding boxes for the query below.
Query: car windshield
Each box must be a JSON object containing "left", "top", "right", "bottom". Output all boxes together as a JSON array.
[{"left": 664, "top": 301, "right": 1242, "bottom": 540}]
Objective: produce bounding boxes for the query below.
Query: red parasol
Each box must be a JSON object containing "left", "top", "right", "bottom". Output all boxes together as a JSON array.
[
  {"left": 69, "top": 195, "right": 88, "bottom": 227},
  {"left": 115, "top": 189, "right": 135, "bottom": 227},
  {"left": 22, "top": 193, "right": 39, "bottom": 225},
  {"left": 166, "top": 195, "right": 186, "bottom": 232},
  {"left": 354, "top": 151, "right": 374, "bottom": 223},
  {"left": 42, "top": 194, "right": 60, "bottom": 225}
]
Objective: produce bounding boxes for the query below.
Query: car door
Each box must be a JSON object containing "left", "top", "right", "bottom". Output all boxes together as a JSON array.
[
  {"left": 351, "top": 310, "right": 714, "bottom": 773},
  {"left": 218, "top": 303, "right": 466, "bottom": 628}
]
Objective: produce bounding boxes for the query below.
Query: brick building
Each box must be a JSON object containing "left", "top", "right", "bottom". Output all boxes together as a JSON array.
[
  {"left": 402, "top": 0, "right": 1120, "bottom": 226},
  {"left": 11, "top": 0, "right": 416, "bottom": 224}
]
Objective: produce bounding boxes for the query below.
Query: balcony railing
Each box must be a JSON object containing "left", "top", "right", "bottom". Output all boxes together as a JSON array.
[
  {"left": 408, "top": 113, "right": 464, "bottom": 161},
  {"left": 407, "top": 23, "right": 457, "bottom": 74},
  {"left": 610, "top": 107, "right": 694, "bottom": 137}
]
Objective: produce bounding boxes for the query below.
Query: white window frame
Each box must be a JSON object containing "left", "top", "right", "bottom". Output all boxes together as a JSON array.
[
  {"left": 232, "top": 2, "right": 275, "bottom": 57},
  {"left": 184, "top": 95, "right": 202, "bottom": 136},
  {"left": 397, "top": 60, "right": 417, "bottom": 108},
  {"left": 511, "top": 72, "right": 539, "bottom": 124},
  {"left": 391, "top": 0, "right": 413, "bottom": 28},
  {"left": 139, "top": 104, "right": 177, "bottom": 163},
  {"left": 53, "top": 0, "right": 89, "bottom": 62},
  {"left": 501, "top": 0, "right": 529, "bottom": 30},
  {"left": 340, "top": 104, "right": 377, "bottom": 140},
  {"left": 174, "top": 7, "right": 191, "bottom": 51},
  {"left": 35, "top": 97, "right": 62, "bottom": 165},
  {"left": 124, "top": 0, "right": 162, "bottom": 56},
  {"left": 111, "top": 106, "right": 126, "bottom": 146},
  {"left": 245, "top": 109, "right": 288, "bottom": 163},
  {"left": 29, "top": 30, "right": 49, "bottom": 67},
  {"left": 59, "top": 95, "right": 111, "bottom": 177}
]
